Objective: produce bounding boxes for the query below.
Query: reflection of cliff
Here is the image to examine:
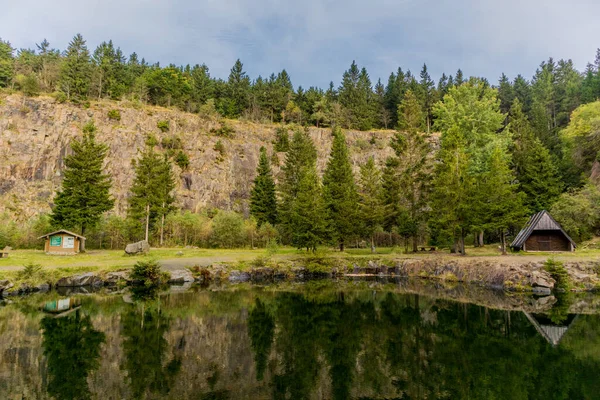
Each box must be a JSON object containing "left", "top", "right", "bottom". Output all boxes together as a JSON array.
[{"left": 1, "top": 288, "right": 600, "bottom": 399}]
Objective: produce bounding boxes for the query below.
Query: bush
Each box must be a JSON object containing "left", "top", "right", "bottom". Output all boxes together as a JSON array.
[
  {"left": 107, "top": 109, "right": 121, "bottom": 121},
  {"left": 174, "top": 150, "right": 190, "bottom": 170},
  {"left": 145, "top": 134, "right": 159, "bottom": 147},
  {"left": 52, "top": 91, "right": 67, "bottom": 103},
  {"left": 211, "top": 211, "right": 246, "bottom": 248},
  {"left": 17, "top": 263, "right": 43, "bottom": 281},
  {"left": 130, "top": 259, "right": 165, "bottom": 286},
  {"left": 198, "top": 99, "right": 219, "bottom": 120},
  {"left": 214, "top": 140, "right": 226, "bottom": 161},
  {"left": 157, "top": 120, "right": 170, "bottom": 132},
  {"left": 551, "top": 184, "right": 600, "bottom": 243},
  {"left": 19, "top": 105, "right": 31, "bottom": 114},
  {"left": 544, "top": 259, "right": 571, "bottom": 291},
  {"left": 210, "top": 122, "right": 235, "bottom": 137},
  {"left": 161, "top": 135, "right": 183, "bottom": 150}
]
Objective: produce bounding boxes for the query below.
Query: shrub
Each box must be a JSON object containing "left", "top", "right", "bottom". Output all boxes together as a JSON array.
[
  {"left": 145, "top": 134, "right": 159, "bottom": 147},
  {"left": 210, "top": 122, "right": 235, "bottom": 137},
  {"left": 174, "top": 150, "right": 190, "bottom": 170},
  {"left": 214, "top": 140, "right": 226, "bottom": 161},
  {"left": 211, "top": 211, "right": 245, "bottom": 248},
  {"left": 544, "top": 259, "right": 571, "bottom": 291},
  {"left": 107, "top": 109, "right": 121, "bottom": 121},
  {"left": 273, "top": 126, "right": 290, "bottom": 152},
  {"left": 52, "top": 91, "right": 67, "bottom": 103},
  {"left": 198, "top": 99, "right": 219, "bottom": 120},
  {"left": 157, "top": 120, "right": 170, "bottom": 132},
  {"left": 21, "top": 75, "right": 40, "bottom": 97},
  {"left": 130, "top": 259, "right": 165, "bottom": 286},
  {"left": 161, "top": 135, "right": 183, "bottom": 150},
  {"left": 19, "top": 105, "right": 31, "bottom": 114},
  {"left": 17, "top": 263, "right": 43, "bottom": 281}
]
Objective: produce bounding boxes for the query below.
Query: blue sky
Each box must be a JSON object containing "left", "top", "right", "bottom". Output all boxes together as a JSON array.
[{"left": 2, "top": 0, "right": 600, "bottom": 88}]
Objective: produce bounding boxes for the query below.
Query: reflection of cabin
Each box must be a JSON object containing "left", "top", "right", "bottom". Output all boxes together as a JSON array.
[
  {"left": 524, "top": 312, "right": 578, "bottom": 346},
  {"left": 510, "top": 210, "right": 575, "bottom": 252},
  {"left": 39, "top": 230, "right": 86, "bottom": 255},
  {"left": 43, "top": 297, "right": 81, "bottom": 315}
]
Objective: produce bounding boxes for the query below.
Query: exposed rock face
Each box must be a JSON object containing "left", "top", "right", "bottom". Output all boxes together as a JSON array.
[
  {"left": 0, "top": 94, "right": 396, "bottom": 221},
  {"left": 125, "top": 240, "right": 149, "bottom": 255},
  {"left": 55, "top": 272, "right": 104, "bottom": 287},
  {"left": 167, "top": 269, "right": 195, "bottom": 283}
]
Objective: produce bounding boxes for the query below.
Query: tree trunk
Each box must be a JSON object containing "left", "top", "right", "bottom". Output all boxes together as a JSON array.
[
  {"left": 145, "top": 203, "right": 150, "bottom": 242},
  {"left": 339, "top": 241, "right": 344, "bottom": 252},
  {"left": 479, "top": 231, "right": 484, "bottom": 247},
  {"left": 500, "top": 230, "right": 507, "bottom": 255},
  {"left": 412, "top": 235, "right": 418, "bottom": 253},
  {"left": 370, "top": 235, "right": 375, "bottom": 254},
  {"left": 80, "top": 225, "right": 86, "bottom": 252},
  {"left": 460, "top": 229, "right": 466, "bottom": 255},
  {"left": 160, "top": 202, "right": 165, "bottom": 246}
]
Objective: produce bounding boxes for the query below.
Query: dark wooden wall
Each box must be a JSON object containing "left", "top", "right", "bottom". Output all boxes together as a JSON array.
[{"left": 525, "top": 230, "right": 570, "bottom": 251}]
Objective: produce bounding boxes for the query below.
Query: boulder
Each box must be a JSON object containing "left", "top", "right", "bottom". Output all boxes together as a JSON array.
[
  {"left": 0, "top": 280, "right": 14, "bottom": 292},
  {"left": 251, "top": 267, "right": 274, "bottom": 281},
  {"left": 168, "top": 269, "right": 195, "bottom": 283},
  {"left": 125, "top": 240, "right": 150, "bottom": 255},
  {"left": 228, "top": 270, "right": 251, "bottom": 283},
  {"left": 56, "top": 272, "right": 104, "bottom": 287},
  {"left": 529, "top": 270, "right": 555, "bottom": 289}
]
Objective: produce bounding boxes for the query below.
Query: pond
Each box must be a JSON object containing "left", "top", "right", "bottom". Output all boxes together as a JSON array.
[{"left": 1, "top": 279, "right": 599, "bottom": 399}]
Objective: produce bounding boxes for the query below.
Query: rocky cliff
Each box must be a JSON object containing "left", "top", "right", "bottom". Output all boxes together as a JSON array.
[{"left": 0, "top": 94, "right": 395, "bottom": 221}]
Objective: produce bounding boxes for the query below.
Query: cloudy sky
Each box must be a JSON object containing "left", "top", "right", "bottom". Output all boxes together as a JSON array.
[{"left": 2, "top": 0, "right": 599, "bottom": 88}]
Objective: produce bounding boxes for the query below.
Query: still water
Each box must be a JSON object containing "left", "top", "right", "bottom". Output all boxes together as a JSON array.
[{"left": 1, "top": 280, "right": 599, "bottom": 400}]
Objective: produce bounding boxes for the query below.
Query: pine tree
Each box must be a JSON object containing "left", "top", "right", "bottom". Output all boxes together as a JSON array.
[
  {"left": 128, "top": 147, "right": 176, "bottom": 242},
  {"left": 277, "top": 127, "right": 318, "bottom": 242},
  {"left": 498, "top": 73, "right": 515, "bottom": 116},
  {"left": 0, "top": 38, "right": 14, "bottom": 88},
  {"left": 250, "top": 147, "right": 278, "bottom": 226},
  {"left": 358, "top": 157, "right": 385, "bottom": 253},
  {"left": 290, "top": 167, "right": 328, "bottom": 252},
  {"left": 510, "top": 99, "right": 562, "bottom": 211},
  {"left": 50, "top": 120, "right": 114, "bottom": 247},
  {"left": 226, "top": 59, "right": 250, "bottom": 117},
  {"left": 323, "top": 127, "right": 358, "bottom": 251},
  {"left": 419, "top": 64, "right": 435, "bottom": 132},
  {"left": 393, "top": 89, "right": 432, "bottom": 251},
  {"left": 59, "top": 34, "right": 92, "bottom": 99}
]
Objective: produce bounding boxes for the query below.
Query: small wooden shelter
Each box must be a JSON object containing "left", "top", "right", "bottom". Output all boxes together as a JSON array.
[
  {"left": 524, "top": 312, "right": 578, "bottom": 347},
  {"left": 39, "top": 230, "right": 86, "bottom": 255},
  {"left": 510, "top": 210, "right": 575, "bottom": 252}
]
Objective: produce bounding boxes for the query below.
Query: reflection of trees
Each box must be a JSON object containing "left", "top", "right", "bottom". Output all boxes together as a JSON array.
[
  {"left": 247, "top": 290, "right": 600, "bottom": 400},
  {"left": 121, "top": 305, "right": 182, "bottom": 399},
  {"left": 41, "top": 310, "right": 105, "bottom": 400},
  {"left": 247, "top": 299, "right": 274, "bottom": 381}
]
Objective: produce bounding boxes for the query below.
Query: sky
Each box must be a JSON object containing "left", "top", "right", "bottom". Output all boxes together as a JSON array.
[{"left": 2, "top": 0, "right": 600, "bottom": 89}]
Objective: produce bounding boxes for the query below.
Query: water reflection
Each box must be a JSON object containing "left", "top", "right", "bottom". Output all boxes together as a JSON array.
[{"left": 0, "top": 282, "right": 599, "bottom": 399}]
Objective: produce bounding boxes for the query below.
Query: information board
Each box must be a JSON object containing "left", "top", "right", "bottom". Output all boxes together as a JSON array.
[
  {"left": 50, "top": 236, "right": 62, "bottom": 247},
  {"left": 63, "top": 236, "right": 75, "bottom": 249}
]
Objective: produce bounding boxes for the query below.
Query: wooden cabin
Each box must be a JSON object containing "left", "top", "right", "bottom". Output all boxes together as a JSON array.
[
  {"left": 510, "top": 210, "right": 575, "bottom": 252},
  {"left": 39, "top": 230, "right": 86, "bottom": 255}
]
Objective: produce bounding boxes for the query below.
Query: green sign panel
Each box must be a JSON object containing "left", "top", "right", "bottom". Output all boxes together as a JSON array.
[{"left": 50, "top": 236, "right": 62, "bottom": 247}]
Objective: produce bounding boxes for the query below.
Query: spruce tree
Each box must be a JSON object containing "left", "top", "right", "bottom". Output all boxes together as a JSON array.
[
  {"left": 128, "top": 147, "right": 176, "bottom": 242},
  {"left": 50, "top": 120, "right": 114, "bottom": 246},
  {"left": 59, "top": 33, "right": 92, "bottom": 100},
  {"left": 358, "top": 157, "right": 385, "bottom": 253},
  {"left": 277, "top": 127, "right": 318, "bottom": 242},
  {"left": 509, "top": 99, "right": 562, "bottom": 211},
  {"left": 250, "top": 147, "right": 278, "bottom": 226},
  {"left": 290, "top": 167, "right": 328, "bottom": 252},
  {"left": 323, "top": 127, "right": 358, "bottom": 251},
  {"left": 479, "top": 145, "right": 528, "bottom": 254},
  {"left": 0, "top": 38, "right": 14, "bottom": 88},
  {"left": 226, "top": 59, "right": 250, "bottom": 117},
  {"left": 419, "top": 64, "right": 435, "bottom": 132}
]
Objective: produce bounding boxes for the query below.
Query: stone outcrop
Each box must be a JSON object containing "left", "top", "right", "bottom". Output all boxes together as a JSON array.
[
  {"left": 55, "top": 272, "right": 104, "bottom": 287},
  {"left": 167, "top": 269, "right": 195, "bottom": 283},
  {"left": 0, "top": 94, "right": 396, "bottom": 221},
  {"left": 125, "top": 240, "right": 150, "bottom": 255}
]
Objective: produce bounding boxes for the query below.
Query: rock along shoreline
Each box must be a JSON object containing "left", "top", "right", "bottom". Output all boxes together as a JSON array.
[{"left": 1, "top": 258, "right": 599, "bottom": 298}]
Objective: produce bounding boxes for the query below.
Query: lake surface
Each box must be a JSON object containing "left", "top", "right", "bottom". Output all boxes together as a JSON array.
[{"left": 1, "top": 280, "right": 599, "bottom": 400}]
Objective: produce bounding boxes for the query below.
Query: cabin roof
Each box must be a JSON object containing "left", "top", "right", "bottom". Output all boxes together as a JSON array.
[
  {"left": 38, "top": 229, "right": 86, "bottom": 240},
  {"left": 510, "top": 210, "right": 575, "bottom": 249},
  {"left": 524, "top": 313, "right": 578, "bottom": 346}
]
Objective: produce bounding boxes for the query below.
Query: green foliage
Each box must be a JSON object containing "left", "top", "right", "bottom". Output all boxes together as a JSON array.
[
  {"left": 160, "top": 135, "right": 183, "bottom": 150},
  {"left": 358, "top": 157, "right": 385, "bottom": 251},
  {"left": 19, "top": 74, "right": 40, "bottom": 96},
  {"left": 247, "top": 299, "right": 275, "bottom": 381},
  {"left": 16, "top": 262, "right": 43, "bottom": 281},
  {"left": 290, "top": 168, "right": 329, "bottom": 251},
  {"left": 211, "top": 211, "right": 246, "bottom": 248},
  {"left": 210, "top": 122, "right": 235, "bottom": 137},
  {"left": 273, "top": 126, "right": 290, "bottom": 152},
  {"left": 157, "top": 119, "right": 170, "bottom": 132},
  {"left": 174, "top": 150, "right": 190, "bottom": 170},
  {"left": 130, "top": 259, "right": 164, "bottom": 286},
  {"left": 128, "top": 148, "right": 176, "bottom": 242},
  {"left": 250, "top": 147, "right": 278, "bottom": 226},
  {"left": 107, "top": 109, "right": 121, "bottom": 121},
  {"left": 551, "top": 184, "right": 600, "bottom": 242},
  {"left": 59, "top": 34, "right": 92, "bottom": 100},
  {"left": 50, "top": 120, "right": 114, "bottom": 237},
  {"left": 544, "top": 258, "right": 571, "bottom": 291},
  {"left": 323, "top": 127, "right": 358, "bottom": 250},
  {"left": 338, "top": 61, "right": 376, "bottom": 130},
  {"left": 213, "top": 139, "right": 226, "bottom": 161},
  {"left": 41, "top": 311, "right": 105, "bottom": 400}
]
